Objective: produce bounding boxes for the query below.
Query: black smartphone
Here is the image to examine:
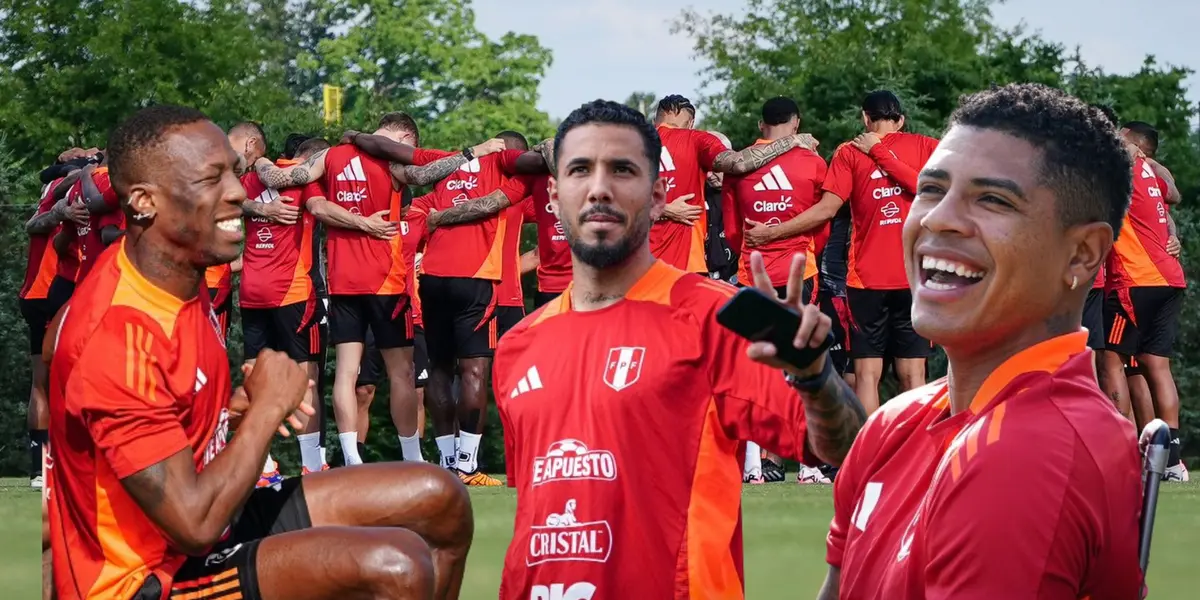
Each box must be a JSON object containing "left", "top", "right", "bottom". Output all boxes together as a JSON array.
[{"left": 716, "top": 287, "right": 834, "bottom": 371}]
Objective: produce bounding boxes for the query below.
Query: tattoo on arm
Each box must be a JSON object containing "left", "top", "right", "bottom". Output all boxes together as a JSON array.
[
  {"left": 394, "top": 153, "right": 468, "bottom": 186},
  {"left": 428, "top": 188, "right": 511, "bottom": 229},
  {"left": 799, "top": 372, "right": 867, "bottom": 466},
  {"left": 257, "top": 149, "right": 326, "bottom": 188},
  {"left": 26, "top": 204, "right": 64, "bottom": 234},
  {"left": 122, "top": 461, "right": 169, "bottom": 512},
  {"left": 241, "top": 201, "right": 266, "bottom": 218},
  {"left": 712, "top": 136, "right": 796, "bottom": 175}
]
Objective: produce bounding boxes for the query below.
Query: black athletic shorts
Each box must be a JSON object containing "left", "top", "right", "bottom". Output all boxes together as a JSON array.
[
  {"left": 496, "top": 305, "right": 526, "bottom": 340},
  {"left": 20, "top": 298, "right": 54, "bottom": 355},
  {"left": 313, "top": 299, "right": 329, "bottom": 362},
  {"left": 413, "top": 325, "right": 429, "bottom": 388},
  {"left": 817, "top": 289, "right": 853, "bottom": 376},
  {"left": 208, "top": 288, "right": 233, "bottom": 341},
  {"left": 1105, "top": 286, "right": 1183, "bottom": 357},
  {"left": 845, "top": 288, "right": 930, "bottom": 360},
  {"left": 329, "top": 294, "right": 413, "bottom": 349},
  {"left": 132, "top": 478, "right": 311, "bottom": 600},
  {"left": 243, "top": 301, "right": 322, "bottom": 362},
  {"left": 48, "top": 275, "right": 74, "bottom": 315},
  {"left": 356, "top": 330, "right": 385, "bottom": 388},
  {"left": 534, "top": 290, "right": 563, "bottom": 309},
  {"left": 768, "top": 277, "right": 815, "bottom": 306},
  {"left": 419, "top": 275, "right": 497, "bottom": 363},
  {"left": 1083, "top": 288, "right": 1105, "bottom": 351}
]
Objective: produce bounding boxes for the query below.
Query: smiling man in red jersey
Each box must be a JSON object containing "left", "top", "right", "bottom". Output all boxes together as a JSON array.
[
  {"left": 48, "top": 105, "right": 478, "bottom": 600},
  {"left": 1101, "top": 121, "right": 1189, "bottom": 482},
  {"left": 803, "top": 90, "right": 940, "bottom": 415},
  {"left": 802, "top": 84, "right": 1142, "bottom": 600},
  {"left": 254, "top": 114, "right": 503, "bottom": 466},
  {"left": 408, "top": 142, "right": 549, "bottom": 485},
  {"left": 21, "top": 167, "right": 88, "bottom": 490},
  {"left": 493, "top": 100, "right": 866, "bottom": 600},
  {"left": 651, "top": 94, "right": 817, "bottom": 273}
]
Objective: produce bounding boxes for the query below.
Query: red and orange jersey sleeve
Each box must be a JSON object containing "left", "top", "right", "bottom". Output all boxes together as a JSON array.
[
  {"left": 679, "top": 277, "right": 809, "bottom": 459},
  {"left": 922, "top": 429, "right": 1140, "bottom": 600},
  {"left": 694, "top": 130, "right": 728, "bottom": 172},
  {"left": 821, "top": 145, "right": 857, "bottom": 201},
  {"left": 67, "top": 311, "right": 190, "bottom": 479}
]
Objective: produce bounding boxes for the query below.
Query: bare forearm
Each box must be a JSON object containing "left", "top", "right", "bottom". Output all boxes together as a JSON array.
[
  {"left": 100, "top": 226, "right": 124, "bottom": 246},
  {"left": 520, "top": 250, "right": 539, "bottom": 275},
  {"left": 816, "top": 567, "right": 840, "bottom": 600},
  {"left": 241, "top": 200, "right": 267, "bottom": 218},
  {"left": 26, "top": 206, "right": 64, "bottom": 235},
  {"left": 798, "top": 365, "right": 866, "bottom": 466},
  {"left": 52, "top": 170, "right": 83, "bottom": 201},
  {"left": 773, "top": 197, "right": 841, "bottom": 241},
  {"left": 256, "top": 150, "right": 326, "bottom": 189},
  {"left": 309, "top": 200, "right": 368, "bottom": 232},
  {"left": 396, "top": 153, "right": 469, "bottom": 186},
  {"left": 1168, "top": 213, "right": 1178, "bottom": 237},
  {"left": 713, "top": 137, "right": 797, "bottom": 175},
  {"left": 80, "top": 174, "right": 107, "bottom": 213},
  {"left": 428, "top": 188, "right": 511, "bottom": 229},
  {"left": 353, "top": 134, "right": 417, "bottom": 164}
]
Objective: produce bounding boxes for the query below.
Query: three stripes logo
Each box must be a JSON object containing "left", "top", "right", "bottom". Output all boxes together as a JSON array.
[
  {"left": 459, "top": 158, "right": 482, "bottom": 173},
  {"left": 335, "top": 156, "right": 368, "bottom": 182},
  {"left": 510, "top": 365, "right": 544, "bottom": 398},
  {"left": 125, "top": 323, "right": 159, "bottom": 403},
  {"left": 253, "top": 188, "right": 281, "bottom": 203},
  {"left": 870, "top": 168, "right": 888, "bottom": 180},
  {"left": 752, "top": 165, "right": 794, "bottom": 191},
  {"left": 659, "top": 147, "right": 676, "bottom": 173}
]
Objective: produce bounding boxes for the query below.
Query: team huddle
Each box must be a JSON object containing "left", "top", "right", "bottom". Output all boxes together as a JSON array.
[{"left": 23, "top": 82, "right": 1179, "bottom": 599}]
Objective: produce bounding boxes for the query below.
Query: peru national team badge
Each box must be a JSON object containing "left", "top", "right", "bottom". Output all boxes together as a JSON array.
[{"left": 603, "top": 347, "right": 644, "bottom": 391}]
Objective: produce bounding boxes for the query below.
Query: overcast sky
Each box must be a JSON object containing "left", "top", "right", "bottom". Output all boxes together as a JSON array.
[{"left": 473, "top": 0, "right": 1200, "bottom": 121}]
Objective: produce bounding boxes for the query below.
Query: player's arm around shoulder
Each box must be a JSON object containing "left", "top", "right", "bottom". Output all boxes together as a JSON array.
[{"left": 920, "top": 408, "right": 1136, "bottom": 600}]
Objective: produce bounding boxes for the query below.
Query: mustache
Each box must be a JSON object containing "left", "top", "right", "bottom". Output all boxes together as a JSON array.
[{"left": 578, "top": 204, "right": 626, "bottom": 223}]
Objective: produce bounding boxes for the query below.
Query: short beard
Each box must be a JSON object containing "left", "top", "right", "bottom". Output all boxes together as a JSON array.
[{"left": 564, "top": 206, "right": 652, "bottom": 270}]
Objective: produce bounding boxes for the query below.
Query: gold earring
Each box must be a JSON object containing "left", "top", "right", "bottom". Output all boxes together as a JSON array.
[{"left": 1070, "top": 275, "right": 1078, "bottom": 291}]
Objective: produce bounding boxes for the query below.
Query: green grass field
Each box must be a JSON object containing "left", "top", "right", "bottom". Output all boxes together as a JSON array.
[{"left": 6, "top": 478, "right": 1199, "bottom": 598}]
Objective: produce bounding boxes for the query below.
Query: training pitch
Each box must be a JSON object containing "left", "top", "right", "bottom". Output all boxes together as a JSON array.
[{"left": 5, "top": 478, "right": 1198, "bottom": 598}]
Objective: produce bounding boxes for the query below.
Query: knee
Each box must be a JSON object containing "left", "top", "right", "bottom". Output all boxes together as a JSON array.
[
  {"left": 356, "top": 385, "right": 376, "bottom": 404},
  {"left": 359, "top": 533, "right": 435, "bottom": 599},
  {"left": 411, "top": 463, "right": 474, "bottom": 541}
]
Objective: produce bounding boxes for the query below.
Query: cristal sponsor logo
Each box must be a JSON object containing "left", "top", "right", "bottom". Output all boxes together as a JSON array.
[
  {"left": 872, "top": 186, "right": 904, "bottom": 200},
  {"left": 526, "top": 499, "right": 612, "bottom": 566},
  {"left": 531, "top": 439, "right": 617, "bottom": 486},
  {"left": 203, "top": 408, "right": 230, "bottom": 467},
  {"left": 530, "top": 582, "right": 596, "bottom": 600},
  {"left": 878, "top": 201, "right": 902, "bottom": 225},
  {"left": 336, "top": 189, "right": 368, "bottom": 203},
  {"left": 754, "top": 196, "right": 792, "bottom": 212},
  {"left": 445, "top": 177, "right": 478, "bottom": 191}
]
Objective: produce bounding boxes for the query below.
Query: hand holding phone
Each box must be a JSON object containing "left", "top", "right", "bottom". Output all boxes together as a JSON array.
[{"left": 717, "top": 251, "right": 834, "bottom": 377}]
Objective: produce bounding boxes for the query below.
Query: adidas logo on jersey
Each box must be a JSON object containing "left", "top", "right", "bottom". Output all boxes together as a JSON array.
[
  {"left": 752, "top": 165, "right": 794, "bottom": 191},
  {"left": 335, "top": 156, "right": 367, "bottom": 182},
  {"left": 459, "top": 158, "right": 482, "bottom": 173},
  {"left": 194, "top": 368, "right": 208, "bottom": 393},
  {"left": 659, "top": 147, "right": 676, "bottom": 173},
  {"left": 510, "top": 366, "right": 544, "bottom": 398},
  {"left": 870, "top": 168, "right": 888, "bottom": 180},
  {"left": 1141, "top": 161, "right": 1155, "bottom": 179}
]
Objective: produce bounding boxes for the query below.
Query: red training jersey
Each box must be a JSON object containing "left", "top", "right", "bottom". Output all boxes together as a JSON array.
[
  {"left": 22, "top": 178, "right": 65, "bottom": 300},
  {"left": 650, "top": 125, "right": 728, "bottom": 273},
  {"left": 48, "top": 241, "right": 233, "bottom": 600},
  {"left": 204, "top": 264, "right": 232, "bottom": 307},
  {"left": 320, "top": 144, "right": 406, "bottom": 295},
  {"left": 823, "top": 133, "right": 938, "bottom": 290},
  {"left": 402, "top": 194, "right": 428, "bottom": 327},
  {"left": 239, "top": 164, "right": 322, "bottom": 313},
  {"left": 494, "top": 261, "right": 810, "bottom": 599},
  {"left": 412, "top": 150, "right": 530, "bottom": 280},
  {"left": 1107, "top": 157, "right": 1185, "bottom": 289},
  {"left": 72, "top": 168, "right": 125, "bottom": 283},
  {"left": 528, "top": 174, "right": 572, "bottom": 293},
  {"left": 722, "top": 140, "right": 825, "bottom": 287},
  {"left": 496, "top": 194, "right": 532, "bottom": 308},
  {"left": 827, "top": 332, "right": 1142, "bottom": 600}
]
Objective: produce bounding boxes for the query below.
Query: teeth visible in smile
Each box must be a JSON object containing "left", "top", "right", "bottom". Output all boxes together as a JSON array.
[
  {"left": 217, "top": 219, "right": 242, "bottom": 233},
  {"left": 921, "top": 255, "right": 984, "bottom": 280}
]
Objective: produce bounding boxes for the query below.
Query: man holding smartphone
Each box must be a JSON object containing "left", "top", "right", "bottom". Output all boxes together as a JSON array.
[
  {"left": 748, "top": 84, "right": 1143, "bottom": 599},
  {"left": 492, "top": 100, "right": 866, "bottom": 599}
]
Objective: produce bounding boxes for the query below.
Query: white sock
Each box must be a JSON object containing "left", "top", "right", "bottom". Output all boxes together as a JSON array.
[
  {"left": 436, "top": 435, "right": 458, "bottom": 469},
  {"left": 320, "top": 446, "right": 327, "bottom": 465},
  {"left": 262, "top": 454, "right": 276, "bottom": 474},
  {"left": 297, "top": 433, "right": 323, "bottom": 472},
  {"left": 339, "top": 432, "right": 362, "bottom": 465},
  {"left": 744, "top": 442, "right": 763, "bottom": 476},
  {"left": 457, "top": 431, "right": 482, "bottom": 473},
  {"left": 399, "top": 433, "right": 425, "bottom": 462}
]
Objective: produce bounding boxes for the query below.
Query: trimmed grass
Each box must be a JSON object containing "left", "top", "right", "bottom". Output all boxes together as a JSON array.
[{"left": 7, "top": 478, "right": 1198, "bottom": 598}]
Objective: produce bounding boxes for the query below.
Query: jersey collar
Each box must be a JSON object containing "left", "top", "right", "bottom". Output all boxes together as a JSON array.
[
  {"left": 117, "top": 239, "right": 189, "bottom": 314},
  {"left": 964, "top": 331, "right": 1089, "bottom": 414}
]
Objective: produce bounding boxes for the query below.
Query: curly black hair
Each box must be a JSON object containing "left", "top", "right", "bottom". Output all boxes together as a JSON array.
[
  {"left": 107, "top": 104, "right": 211, "bottom": 198},
  {"left": 554, "top": 99, "right": 663, "bottom": 179},
  {"left": 655, "top": 94, "right": 696, "bottom": 119},
  {"left": 948, "top": 83, "right": 1132, "bottom": 240}
]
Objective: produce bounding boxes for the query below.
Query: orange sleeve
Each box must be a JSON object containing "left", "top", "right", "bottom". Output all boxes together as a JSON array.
[
  {"left": 721, "top": 175, "right": 742, "bottom": 254},
  {"left": 821, "top": 146, "right": 856, "bottom": 201},
  {"left": 695, "top": 131, "right": 729, "bottom": 171},
  {"left": 68, "top": 313, "right": 190, "bottom": 479},
  {"left": 693, "top": 282, "right": 808, "bottom": 459}
]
